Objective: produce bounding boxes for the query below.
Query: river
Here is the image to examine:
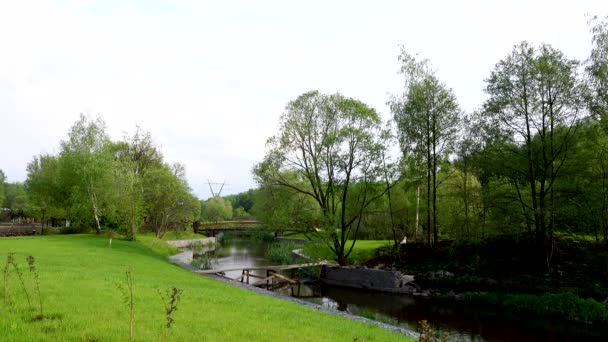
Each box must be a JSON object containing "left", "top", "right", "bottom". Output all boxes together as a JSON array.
[{"left": 193, "top": 236, "right": 608, "bottom": 341}]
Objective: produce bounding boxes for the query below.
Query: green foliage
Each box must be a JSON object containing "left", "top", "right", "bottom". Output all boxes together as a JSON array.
[
  {"left": 223, "top": 189, "right": 256, "bottom": 213},
  {"left": 465, "top": 292, "right": 608, "bottom": 324},
  {"left": 142, "top": 164, "right": 200, "bottom": 239},
  {"left": 588, "top": 15, "right": 608, "bottom": 125},
  {"left": 200, "top": 196, "right": 232, "bottom": 223},
  {"left": 58, "top": 114, "right": 114, "bottom": 233},
  {"left": 390, "top": 47, "right": 461, "bottom": 246},
  {"left": 254, "top": 90, "right": 390, "bottom": 265},
  {"left": 0, "top": 169, "right": 5, "bottom": 208},
  {"left": 266, "top": 242, "right": 299, "bottom": 264}
]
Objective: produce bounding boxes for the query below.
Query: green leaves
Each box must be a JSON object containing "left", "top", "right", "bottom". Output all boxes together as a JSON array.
[{"left": 255, "top": 90, "right": 389, "bottom": 264}]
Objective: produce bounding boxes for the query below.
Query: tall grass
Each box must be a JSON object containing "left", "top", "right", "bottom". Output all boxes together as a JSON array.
[
  {"left": 465, "top": 292, "right": 608, "bottom": 324},
  {"left": 266, "top": 242, "right": 299, "bottom": 264}
]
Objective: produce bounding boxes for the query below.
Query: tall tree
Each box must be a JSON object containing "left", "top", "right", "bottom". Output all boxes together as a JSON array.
[
  {"left": 390, "top": 48, "right": 460, "bottom": 246},
  {"left": 254, "top": 91, "right": 389, "bottom": 265},
  {"left": 0, "top": 169, "right": 5, "bottom": 208},
  {"left": 484, "top": 42, "right": 585, "bottom": 269},
  {"left": 588, "top": 15, "right": 608, "bottom": 127},
  {"left": 25, "top": 154, "right": 63, "bottom": 228},
  {"left": 142, "top": 165, "right": 200, "bottom": 239},
  {"left": 110, "top": 127, "right": 163, "bottom": 240},
  {"left": 59, "top": 114, "right": 114, "bottom": 234}
]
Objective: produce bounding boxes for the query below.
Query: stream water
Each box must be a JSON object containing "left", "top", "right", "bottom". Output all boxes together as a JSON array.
[{"left": 193, "top": 237, "right": 608, "bottom": 341}]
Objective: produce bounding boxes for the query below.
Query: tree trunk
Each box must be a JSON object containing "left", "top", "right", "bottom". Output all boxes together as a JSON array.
[
  {"left": 415, "top": 183, "right": 420, "bottom": 241},
  {"left": 91, "top": 192, "right": 102, "bottom": 234}
]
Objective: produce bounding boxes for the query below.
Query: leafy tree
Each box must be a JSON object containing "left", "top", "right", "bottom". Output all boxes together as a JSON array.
[
  {"left": 0, "top": 169, "right": 5, "bottom": 208},
  {"left": 390, "top": 48, "right": 460, "bottom": 246},
  {"left": 201, "top": 197, "right": 233, "bottom": 223},
  {"left": 25, "top": 154, "right": 63, "bottom": 228},
  {"left": 588, "top": 15, "right": 608, "bottom": 126},
  {"left": 484, "top": 42, "right": 585, "bottom": 269},
  {"left": 109, "top": 128, "right": 163, "bottom": 240},
  {"left": 224, "top": 189, "right": 256, "bottom": 213},
  {"left": 3, "top": 182, "right": 30, "bottom": 219},
  {"left": 59, "top": 114, "right": 114, "bottom": 233},
  {"left": 142, "top": 165, "right": 199, "bottom": 238},
  {"left": 232, "top": 206, "right": 249, "bottom": 220},
  {"left": 251, "top": 171, "right": 322, "bottom": 234},
  {"left": 255, "top": 90, "right": 389, "bottom": 265}
]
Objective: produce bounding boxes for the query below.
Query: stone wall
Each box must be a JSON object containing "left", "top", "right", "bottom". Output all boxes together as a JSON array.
[
  {"left": 165, "top": 237, "right": 216, "bottom": 248},
  {"left": 321, "top": 265, "right": 418, "bottom": 294}
]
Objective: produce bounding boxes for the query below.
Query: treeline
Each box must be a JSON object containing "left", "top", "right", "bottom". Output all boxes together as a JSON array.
[
  {"left": 1, "top": 115, "right": 200, "bottom": 240},
  {"left": 251, "top": 15, "right": 608, "bottom": 267}
]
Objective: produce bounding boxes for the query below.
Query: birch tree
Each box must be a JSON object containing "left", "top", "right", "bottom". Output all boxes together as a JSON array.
[{"left": 389, "top": 48, "right": 460, "bottom": 246}]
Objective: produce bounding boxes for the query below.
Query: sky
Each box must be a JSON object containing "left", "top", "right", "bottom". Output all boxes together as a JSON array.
[{"left": 1, "top": 0, "right": 606, "bottom": 199}]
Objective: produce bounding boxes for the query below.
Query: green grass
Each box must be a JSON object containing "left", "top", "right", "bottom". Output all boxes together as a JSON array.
[
  {"left": 0, "top": 235, "right": 410, "bottom": 341},
  {"left": 303, "top": 240, "right": 392, "bottom": 264}
]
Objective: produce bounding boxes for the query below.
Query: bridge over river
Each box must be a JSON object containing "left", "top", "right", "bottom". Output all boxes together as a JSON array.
[{"left": 195, "top": 220, "right": 309, "bottom": 239}]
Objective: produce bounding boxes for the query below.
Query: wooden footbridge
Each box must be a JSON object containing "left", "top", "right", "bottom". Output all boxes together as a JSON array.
[{"left": 196, "top": 261, "right": 330, "bottom": 289}]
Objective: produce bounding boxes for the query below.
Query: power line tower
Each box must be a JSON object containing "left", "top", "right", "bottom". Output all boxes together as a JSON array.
[{"left": 207, "top": 179, "right": 227, "bottom": 197}]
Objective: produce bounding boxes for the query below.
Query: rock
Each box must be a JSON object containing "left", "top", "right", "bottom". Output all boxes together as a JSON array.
[{"left": 447, "top": 290, "right": 456, "bottom": 297}]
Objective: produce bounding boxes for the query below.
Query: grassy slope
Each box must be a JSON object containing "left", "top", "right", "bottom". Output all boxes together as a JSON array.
[
  {"left": 304, "top": 240, "right": 392, "bottom": 264},
  {"left": 0, "top": 235, "right": 409, "bottom": 341}
]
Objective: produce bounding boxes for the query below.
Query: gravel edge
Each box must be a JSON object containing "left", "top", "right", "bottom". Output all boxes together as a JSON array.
[{"left": 168, "top": 255, "right": 419, "bottom": 339}]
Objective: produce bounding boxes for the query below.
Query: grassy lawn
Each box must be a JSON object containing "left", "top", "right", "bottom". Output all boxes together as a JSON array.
[
  {"left": 0, "top": 235, "right": 409, "bottom": 341},
  {"left": 303, "top": 240, "right": 392, "bottom": 264}
]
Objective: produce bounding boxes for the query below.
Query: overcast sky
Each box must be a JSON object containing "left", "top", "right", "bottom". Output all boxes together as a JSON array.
[{"left": 1, "top": 0, "right": 606, "bottom": 198}]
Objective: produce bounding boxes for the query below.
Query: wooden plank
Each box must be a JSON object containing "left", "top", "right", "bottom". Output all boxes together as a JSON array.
[
  {"left": 272, "top": 272, "right": 297, "bottom": 284},
  {"left": 195, "top": 261, "right": 330, "bottom": 275}
]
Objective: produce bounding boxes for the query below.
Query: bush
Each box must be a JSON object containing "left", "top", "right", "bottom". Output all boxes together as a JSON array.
[{"left": 465, "top": 292, "right": 608, "bottom": 324}]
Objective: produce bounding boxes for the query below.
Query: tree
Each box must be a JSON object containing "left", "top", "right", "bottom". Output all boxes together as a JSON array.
[
  {"left": 390, "top": 48, "right": 460, "bottom": 246},
  {"left": 3, "top": 182, "right": 30, "bottom": 219},
  {"left": 25, "top": 154, "right": 63, "bottom": 229},
  {"left": 59, "top": 114, "right": 114, "bottom": 233},
  {"left": 200, "top": 197, "right": 232, "bottom": 223},
  {"left": 484, "top": 42, "right": 585, "bottom": 269},
  {"left": 254, "top": 90, "right": 389, "bottom": 265},
  {"left": 0, "top": 169, "right": 5, "bottom": 208},
  {"left": 588, "top": 15, "right": 608, "bottom": 126},
  {"left": 252, "top": 171, "right": 321, "bottom": 234},
  {"left": 109, "top": 127, "right": 164, "bottom": 240},
  {"left": 142, "top": 165, "right": 199, "bottom": 238}
]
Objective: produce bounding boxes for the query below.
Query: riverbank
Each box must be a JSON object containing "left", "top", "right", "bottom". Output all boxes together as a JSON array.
[
  {"left": 167, "top": 241, "right": 418, "bottom": 339},
  {"left": 364, "top": 234, "right": 608, "bottom": 326},
  {"left": 0, "top": 234, "right": 412, "bottom": 341}
]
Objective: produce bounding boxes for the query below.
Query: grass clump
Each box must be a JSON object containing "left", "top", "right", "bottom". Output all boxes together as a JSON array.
[
  {"left": 267, "top": 242, "right": 299, "bottom": 264},
  {"left": 303, "top": 240, "right": 392, "bottom": 264},
  {"left": 465, "top": 291, "right": 608, "bottom": 324}
]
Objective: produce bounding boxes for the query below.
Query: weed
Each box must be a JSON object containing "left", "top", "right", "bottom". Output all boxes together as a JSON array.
[
  {"left": 117, "top": 266, "right": 135, "bottom": 342},
  {"left": 192, "top": 252, "right": 217, "bottom": 270},
  {"left": 26, "top": 255, "right": 44, "bottom": 319},
  {"left": 418, "top": 320, "right": 449, "bottom": 342},
  {"left": 6, "top": 254, "right": 32, "bottom": 309},
  {"left": 126, "top": 266, "right": 134, "bottom": 342},
  {"left": 3, "top": 253, "right": 10, "bottom": 304},
  {"left": 158, "top": 287, "right": 183, "bottom": 341}
]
